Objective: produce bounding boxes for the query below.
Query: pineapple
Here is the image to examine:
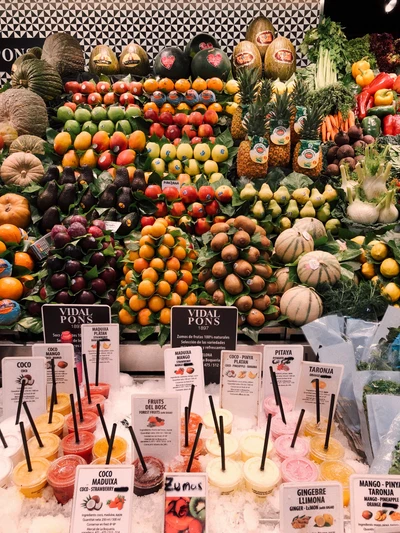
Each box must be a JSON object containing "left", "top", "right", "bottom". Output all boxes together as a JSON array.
[
  {"left": 292, "top": 103, "right": 325, "bottom": 178},
  {"left": 290, "top": 78, "right": 308, "bottom": 145},
  {"left": 268, "top": 90, "right": 294, "bottom": 168},
  {"left": 231, "top": 67, "right": 259, "bottom": 141},
  {"left": 237, "top": 99, "right": 269, "bottom": 179}
]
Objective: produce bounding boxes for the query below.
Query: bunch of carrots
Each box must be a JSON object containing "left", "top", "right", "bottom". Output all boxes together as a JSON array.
[{"left": 321, "top": 110, "right": 356, "bottom": 141}]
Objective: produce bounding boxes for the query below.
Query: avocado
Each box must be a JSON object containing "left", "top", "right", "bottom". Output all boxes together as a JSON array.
[
  {"left": 58, "top": 183, "right": 77, "bottom": 213},
  {"left": 104, "top": 207, "right": 118, "bottom": 221},
  {"left": 99, "top": 183, "right": 118, "bottom": 208},
  {"left": 37, "top": 180, "right": 58, "bottom": 212},
  {"left": 40, "top": 165, "right": 60, "bottom": 185},
  {"left": 116, "top": 187, "right": 132, "bottom": 214},
  {"left": 131, "top": 169, "right": 146, "bottom": 192},
  {"left": 59, "top": 166, "right": 76, "bottom": 185},
  {"left": 78, "top": 165, "right": 94, "bottom": 188},
  {"left": 80, "top": 189, "right": 97, "bottom": 211},
  {"left": 40, "top": 206, "right": 60, "bottom": 234},
  {"left": 114, "top": 167, "right": 130, "bottom": 189},
  {"left": 118, "top": 212, "right": 139, "bottom": 235}
]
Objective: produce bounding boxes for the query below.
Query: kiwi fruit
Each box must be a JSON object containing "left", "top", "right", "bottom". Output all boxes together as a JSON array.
[
  {"left": 211, "top": 233, "right": 229, "bottom": 252},
  {"left": 210, "top": 222, "right": 230, "bottom": 235},
  {"left": 254, "top": 264, "right": 273, "bottom": 279},
  {"left": 246, "top": 309, "right": 266, "bottom": 327},
  {"left": 198, "top": 268, "right": 212, "bottom": 283},
  {"left": 259, "top": 235, "right": 271, "bottom": 249},
  {"left": 266, "top": 282, "right": 279, "bottom": 295},
  {"left": 238, "top": 314, "right": 247, "bottom": 326},
  {"left": 212, "top": 289, "right": 225, "bottom": 305},
  {"left": 221, "top": 244, "right": 239, "bottom": 262},
  {"left": 223, "top": 274, "right": 244, "bottom": 295},
  {"left": 205, "top": 278, "right": 219, "bottom": 294},
  {"left": 234, "top": 295, "right": 253, "bottom": 312},
  {"left": 232, "top": 230, "right": 251, "bottom": 249},
  {"left": 253, "top": 294, "right": 271, "bottom": 311},
  {"left": 234, "top": 215, "right": 256, "bottom": 235},
  {"left": 264, "top": 308, "right": 281, "bottom": 320},
  {"left": 212, "top": 261, "right": 229, "bottom": 279},
  {"left": 254, "top": 225, "right": 266, "bottom": 236},
  {"left": 233, "top": 259, "right": 253, "bottom": 278},
  {"left": 244, "top": 246, "right": 260, "bottom": 264},
  {"left": 246, "top": 275, "right": 265, "bottom": 293}
]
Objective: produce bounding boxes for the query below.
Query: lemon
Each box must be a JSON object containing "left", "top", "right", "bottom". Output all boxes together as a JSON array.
[
  {"left": 351, "top": 236, "right": 365, "bottom": 246},
  {"left": 146, "top": 142, "right": 160, "bottom": 158},
  {"left": 151, "top": 158, "right": 165, "bottom": 175},
  {"left": 211, "top": 144, "right": 229, "bottom": 163},
  {"left": 382, "top": 282, "right": 400, "bottom": 302},
  {"left": 371, "top": 242, "right": 389, "bottom": 261},
  {"left": 160, "top": 143, "right": 176, "bottom": 162},
  {"left": 380, "top": 258, "right": 400, "bottom": 278},
  {"left": 361, "top": 262, "right": 376, "bottom": 280},
  {"left": 225, "top": 102, "right": 238, "bottom": 115},
  {"left": 225, "top": 79, "right": 240, "bottom": 95},
  {"left": 193, "top": 143, "right": 211, "bottom": 162},
  {"left": 177, "top": 143, "right": 193, "bottom": 161}
]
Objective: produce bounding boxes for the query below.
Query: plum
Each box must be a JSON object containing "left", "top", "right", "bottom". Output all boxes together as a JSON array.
[
  {"left": 51, "top": 225, "right": 68, "bottom": 239},
  {"left": 91, "top": 278, "right": 107, "bottom": 294},
  {"left": 99, "top": 268, "right": 117, "bottom": 284},
  {"left": 51, "top": 273, "right": 68, "bottom": 290},
  {"left": 46, "top": 256, "right": 64, "bottom": 272},
  {"left": 63, "top": 245, "right": 84, "bottom": 260},
  {"left": 92, "top": 219, "right": 106, "bottom": 231},
  {"left": 88, "top": 225, "right": 104, "bottom": 238},
  {"left": 68, "top": 222, "right": 87, "bottom": 238},
  {"left": 53, "top": 232, "right": 71, "bottom": 249},
  {"left": 80, "top": 235, "right": 98, "bottom": 251},
  {"left": 69, "top": 215, "right": 88, "bottom": 227},
  {"left": 55, "top": 290, "right": 73, "bottom": 304},
  {"left": 101, "top": 293, "right": 115, "bottom": 305},
  {"left": 76, "top": 291, "right": 96, "bottom": 304},
  {"left": 107, "top": 257, "right": 117, "bottom": 269},
  {"left": 70, "top": 276, "right": 86, "bottom": 293},
  {"left": 64, "top": 260, "right": 82, "bottom": 276},
  {"left": 27, "top": 302, "right": 42, "bottom": 316},
  {"left": 89, "top": 252, "right": 106, "bottom": 268}
]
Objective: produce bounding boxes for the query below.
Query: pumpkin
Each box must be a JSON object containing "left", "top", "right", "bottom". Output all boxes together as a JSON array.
[
  {"left": 28, "top": 47, "right": 42, "bottom": 59},
  {"left": 297, "top": 251, "right": 341, "bottom": 288},
  {"left": 1, "top": 152, "right": 44, "bottom": 187},
  {"left": 0, "top": 196, "right": 31, "bottom": 229},
  {"left": 0, "top": 122, "right": 18, "bottom": 147},
  {"left": 41, "top": 33, "right": 85, "bottom": 77},
  {"left": 275, "top": 267, "right": 296, "bottom": 293},
  {"left": 11, "top": 59, "right": 63, "bottom": 101},
  {"left": 9, "top": 135, "right": 45, "bottom": 155},
  {"left": 294, "top": 217, "right": 327, "bottom": 241},
  {"left": 280, "top": 286, "right": 323, "bottom": 326},
  {"left": 11, "top": 52, "right": 38, "bottom": 73},
  {"left": 274, "top": 228, "right": 314, "bottom": 264},
  {"left": 0, "top": 88, "right": 48, "bottom": 137}
]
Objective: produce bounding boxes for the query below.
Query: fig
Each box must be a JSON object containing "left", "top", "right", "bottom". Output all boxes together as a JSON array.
[
  {"left": 101, "top": 293, "right": 115, "bottom": 305},
  {"left": 63, "top": 245, "right": 84, "bottom": 260},
  {"left": 80, "top": 235, "right": 98, "bottom": 251},
  {"left": 69, "top": 215, "right": 88, "bottom": 227},
  {"left": 68, "top": 222, "right": 87, "bottom": 238},
  {"left": 27, "top": 302, "right": 42, "bottom": 316},
  {"left": 51, "top": 225, "right": 68, "bottom": 239}
]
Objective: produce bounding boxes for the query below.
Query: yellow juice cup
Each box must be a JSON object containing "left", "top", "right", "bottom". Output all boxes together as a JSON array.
[
  {"left": 304, "top": 416, "right": 336, "bottom": 438},
  {"left": 91, "top": 457, "right": 121, "bottom": 465},
  {"left": 320, "top": 460, "right": 355, "bottom": 507},
  {"left": 12, "top": 457, "right": 50, "bottom": 498},
  {"left": 28, "top": 433, "right": 61, "bottom": 462},
  {"left": 34, "top": 412, "right": 65, "bottom": 437},
  {"left": 92, "top": 436, "right": 127, "bottom": 463},
  {"left": 239, "top": 431, "right": 274, "bottom": 462},
  {"left": 243, "top": 457, "right": 281, "bottom": 499},
  {"left": 206, "top": 457, "right": 242, "bottom": 494},
  {"left": 202, "top": 408, "right": 233, "bottom": 434},
  {"left": 47, "top": 393, "right": 71, "bottom": 416},
  {"left": 309, "top": 436, "right": 344, "bottom": 464},
  {"left": 206, "top": 434, "right": 239, "bottom": 458}
]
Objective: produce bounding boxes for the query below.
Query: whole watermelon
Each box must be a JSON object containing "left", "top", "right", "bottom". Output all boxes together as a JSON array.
[
  {"left": 191, "top": 48, "right": 231, "bottom": 81},
  {"left": 153, "top": 47, "right": 190, "bottom": 79},
  {"left": 185, "top": 34, "right": 220, "bottom": 59}
]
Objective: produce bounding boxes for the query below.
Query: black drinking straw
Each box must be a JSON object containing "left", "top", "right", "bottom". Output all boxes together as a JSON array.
[
  {"left": 51, "top": 358, "right": 58, "bottom": 405},
  {"left": 220, "top": 415, "right": 225, "bottom": 472},
  {"left": 95, "top": 338, "right": 110, "bottom": 387},
  {"left": 74, "top": 367, "right": 84, "bottom": 423},
  {"left": 187, "top": 423, "right": 202, "bottom": 473},
  {"left": 20, "top": 421, "right": 32, "bottom": 472},
  {"left": 316, "top": 379, "right": 321, "bottom": 424},
  {"left": 260, "top": 413, "right": 272, "bottom": 471},
  {"left": 106, "top": 423, "right": 116, "bottom": 465},
  {"left": 290, "top": 409, "right": 305, "bottom": 448},
  {"left": 82, "top": 354, "right": 91, "bottom": 404},
  {"left": 324, "top": 394, "right": 336, "bottom": 451},
  {"left": 15, "top": 381, "right": 26, "bottom": 425},
  {"left": 97, "top": 404, "right": 109, "bottom": 443},
  {"left": 23, "top": 401, "right": 43, "bottom": 448},
  {"left": 208, "top": 396, "right": 221, "bottom": 445},
  {"left": 69, "top": 394, "right": 80, "bottom": 444},
  {"left": 187, "top": 384, "right": 195, "bottom": 418},
  {"left": 0, "top": 429, "right": 7, "bottom": 449},
  {"left": 269, "top": 366, "right": 279, "bottom": 406},
  {"left": 128, "top": 425, "right": 147, "bottom": 473},
  {"left": 184, "top": 407, "right": 189, "bottom": 448},
  {"left": 270, "top": 367, "right": 286, "bottom": 424},
  {"left": 48, "top": 383, "right": 55, "bottom": 424}
]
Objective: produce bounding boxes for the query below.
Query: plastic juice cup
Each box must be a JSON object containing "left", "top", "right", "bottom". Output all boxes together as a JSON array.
[
  {"left": 309, "top": 436, "right": 344, "bottom": 464},
  {"left": 0, "top": 456, "right": 13, "bottom": 488},
  {"left": 93, "top": 435, "right": 127, "bottom": 463},
  {"left": 133, "top": 456, "right": 165, "bottom": 496},
  {"left": 239, "top": 431, "right": 274, "bottom": 462},
  {"left": 205, "top": 434, "right": 239, "bottom": 458},
  {"left": 281, "top": 457, "right": 319, "bottom": 483},
  {"left": 180, "top": 433, "right": 204, "bottom": 458},
  {"left": 47, "top": 393, "right": 71, "bottom": 416},
  {"left": 28, "top": 433, "right": 61, "bottom": 462},
  {"left": 304, "top": 416, "right": 336, "bottom": 438},
  {"left": 61, "top": 431, "right": 95, "bottom": 464},
  {"left": 12, "top": 457, "right": 50, "bottom": 498},
  {"left": 0, "top": 433, "right": 23, "bottom": 466},
  {"left": 47, "top": 454, "right": 86, "bottom": 504},
  {"left": 202, "top": 408, "right": 233, "bottom": 433},
  {"left": 206, "top": 457, "right": 242, "bottom": 494},
  {"left": 91, "top": 457, "right": 121, "bottom": 465},
  {"left": 168, "top": 456, "right": 202, "bottom": 473},
  {"left": 243, "top": 457, "right": 281, "bottom": 499},
  {"left": 320, "top": 460, "right": 355, "bottom": 506},
  {"left": 80, "top": 394, "right": 106, "bottom": 415},
  {"left": 34, "top": 412, "right": 65, "bottom": 437},
  {"left": 85, "top": 383, "right": 110, "bottom": 399},
  {"left": 0, "top": 415, "right": 32, "bottom": 439},
  {"left": 66, "top": 411, "right": 98, "bottom": 434},
  {"left": 271, "top": 411, "right": 303, "bottom": 440},
  {"left": 180, "top": 413, "right": 203, "bottom": 434},
  {"left": 263, "top": 395, "right": 293, "bottom": 417},
  {"left": 274, "top": 435, "right": 309, "bottom": 460}
]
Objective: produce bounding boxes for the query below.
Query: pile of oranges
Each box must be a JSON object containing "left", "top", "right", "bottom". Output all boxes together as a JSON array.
[{"left": 117, "top": 218, "right": 197, "bottom": 327}]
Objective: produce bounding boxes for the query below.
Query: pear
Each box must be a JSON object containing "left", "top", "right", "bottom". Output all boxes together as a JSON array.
[
  {"left": 310, "top": 188, "right": 325, "bottom": 208},
  {"left": 267, "top": 199, "right": 282, "bottom": 218},
  {"left": 323, "top": 184, "right": 338, "bottom": 202},
  {"left": 240, "top": 182, "right": 258, "bottom": 201},
  {"left": 317, "top": 202, "right": 331, "bottom": 222},
  {"left": 325, "top": 218, "right": 341, "bottom": 234},
  {"left": 292, "top": 187, "right": 310, "bottom": 205},
  {"left": 300, "top": 200, "right": 316, "bottom": 218},
  {"left": 273, "top": 185, "right": 290, "bottom": 205},
  {"left": 259, "top": 183, "right": 273, "bottom": 202},
  {"left": 285, "top": 199, "right": 299, "bottom": 219},
  {"left": 279, "top": 217, "right": 292, "bottom": 231},
  {"left": 252, "top": 200, "right": 265, "bottom": 220}
]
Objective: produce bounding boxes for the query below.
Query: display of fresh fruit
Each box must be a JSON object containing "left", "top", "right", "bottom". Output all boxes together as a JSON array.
[
  {"left": 231, "top": 67, "right": 259, "bottom": 141},
  {"left": 292, "top": 103, "right": 324, "bottom": 178},
  {"left": 264, "top": 36, "right": 296, "bottom": 81},
  {"left": 268, "top": 89, "right": 294, "bottom": 167},
  {"left": 245, "top": 15, "right": 276, "bottom": 59}
]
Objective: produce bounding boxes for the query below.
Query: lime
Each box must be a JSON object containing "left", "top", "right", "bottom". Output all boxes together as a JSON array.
[
  {"left": 57, "top": 106, "right": 74, "bottom": 123},
  {"left": 116, "top": 119, "right": 132, "bottom": 135},
  {"left": 125, "top": 106, "right": 142, "bottom": 119},
  {"left": 64, "top": 120, "right": 81, "bottom": 135},
  {"left": 91, "top": 106, "right": 108, "bottom": 123},
  {"left": 75, "top": 108, "right": 92, "bottom": 124},
  {"left": 82, "top": 121, "right": 98, "bottom": 136},
  {"left": 98, "top": 120, "right": 115, "bottom": 135},
  {"left": 107, "top": 106, "right": 125, "bottom": 123}
]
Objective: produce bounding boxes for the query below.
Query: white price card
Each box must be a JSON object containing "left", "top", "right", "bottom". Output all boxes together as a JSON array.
[
  {"left": 220, "top": 350, "right": 261, "bottom": 426},
  {"left": 164, "top": 473, "right": 207, "bottom": 533},
  {"left": 2, "top": 357, "right": 46, "bottom": 418},
  {"left": 70, "top": 465, "right": 134, "bottom": 533},
  {"left": 280, "top": 481, "right": 343, "bottom": 532},
  {"left": 164, "top": 346, "right": 205, "bottom": 416},
  {"left": 263, "top": 344, "right": 303, "bottom": 402},
  {"left": 32, "top": 343, "right": 74, "bottom": 397},
  {"left": 81, "top": 324, "right": 120, "bottom": 390}
]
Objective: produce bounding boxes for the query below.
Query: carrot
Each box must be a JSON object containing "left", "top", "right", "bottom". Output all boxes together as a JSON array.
[
  {"left": 337, "top": 111, "right": 343, "bottom": 127},
  {"left": 344, "top": 118, "right": 349, "bottom": 131},
  {"left": 322, "top": 121, "right": 327, "bottom": 142},
  {"left": 331, "top": 114, "right": 339, "bottom": 129},
  {"left": 325, "top": 116, "right": 334, "bottom": 134},
  {"left": 348, "top": 110, "right": 355, "bottom": 127}
]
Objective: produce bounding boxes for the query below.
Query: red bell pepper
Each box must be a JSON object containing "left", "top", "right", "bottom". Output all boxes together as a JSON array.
[
  {"left": 358, "top": 91, "right": 374, "bottom": 120},
  {"left": 362, "top": 72, "right": 394, "bottom": 95},
  {"left": 394, "top": 75, "right": 400, "bottom": 94},
  {"left": 383, "top": 114, "right": 400, "bottom": 135}
]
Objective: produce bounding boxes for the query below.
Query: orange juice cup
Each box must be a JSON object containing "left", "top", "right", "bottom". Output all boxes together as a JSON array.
[
  {"left": 319, "top": 460, "right": 355, "bottom": 506},
  {"left": 180, "top": 433, "right": 204, "bottom": 458},
  {"left": 47, "top": 454, "right": 86, "bottom": 504},
  {"left": 304, "top": 416, "right": 336, "bottom": 438},
  {"left": 12, "top": 457, "right": 50, "bottom": 498},
  {"left": 180, "top": 413, "right": 203, "bottom": 434},
  {"left": 92, "top": 435, "right": 127, "bottom": 463},
  {"left": 80, "top": 394, "right": 106, "bottom": 415},
  {"left": 309, "top": 436, "right": 344, "bottom": 464},
  {"left": 85, "top": 383, "right": 110, "bottom": 399},
  {"left": 66, "top": 411, "right": 98, "bottom": 434},
  {"left": 47, "top": 393, "right": 71, "bottom": 416},
  {"left": 91, "top": 457, "right": 121, "bottom": 465},
  {"left": 34, "top": 412, "right": 65, "bottom": 437},
  {"left": 28, "top": 433, "right": 61, "bottom": 462}
]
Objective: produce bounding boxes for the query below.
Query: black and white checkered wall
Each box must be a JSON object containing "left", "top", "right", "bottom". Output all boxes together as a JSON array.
[{"left": 0, "top": 0, "right": 320, "bottom": 84}]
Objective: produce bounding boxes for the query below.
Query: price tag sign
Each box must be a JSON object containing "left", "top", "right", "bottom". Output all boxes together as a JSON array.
[
  {"left": 131, "top": 393, "right": 180, "bottom": 463},
  {"left": 351, "top": 474, "right": 400, "bottom": 532},
  {"left": 104, "top": 221, "right": 122, "bottom": 233},
  {"left": 162, "top": 180, "right": 180, "bottom": 190},
  {"left": 295, "top": 361, "right": 344, "bottom": 418},
  {"left": 164, "top": 346, "right": 205, "bottom": 416},
  {"left": 171, "top": 306, "right": 238, "bottom": 385},
  {"left": 32, "top": 343, "right": 75, "bottom": 397},
  {"left": 2, "top": 357, "right": 46, "bottom": 418},
  {"left": 263, "top": 344, "right": 303, "bottom": 402},
  {"left": 81, "top": 324, "right": 120, "bottom": 390},
  {"left": 164, "top": 473, "right": 207, "bottom": 533},
  {"left": 70, "top": 465, "right": 134, "bottom": 533},
  {"left": 220, "top": 350, "right": 262, "bottom": 426},
  {"left": 280, "top": 481, "right": 343, "bottom": 532}
]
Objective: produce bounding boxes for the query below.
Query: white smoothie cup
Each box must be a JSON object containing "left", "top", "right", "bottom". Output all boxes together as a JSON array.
[
  {"left": 0, "top": 433, "right": 23, "bottom": 466},
  {"left": 239, "top": 431, "right": 274, "bottom": 462},
  {"left": 206, "top": 457, "right": 242, "bottom": 494},
  {"left": 206, "top": 434, "right": 239, "bottom": 458},
  {"left": 243, "top": 457, "right": 280, "bottom": 499}
]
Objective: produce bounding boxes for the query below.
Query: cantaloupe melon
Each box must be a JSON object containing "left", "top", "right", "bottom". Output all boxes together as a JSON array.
[
  {"left": 280, "top": 286, "right": 323, "bottom": 326},
  {"left": 264, "top": 36, "right": 296, "bottom": 81},
  {"left": 297, "top": 251, "right": 341, "bottom": 288},
  {"left": 294, "top": 217, "right": 327, "bottom": 241},
  {"left": 274, "top": 228, "right": 314, "bottom": 264},
  {"left": 275, "top": 267, "right": 295, "bottom": 293}
]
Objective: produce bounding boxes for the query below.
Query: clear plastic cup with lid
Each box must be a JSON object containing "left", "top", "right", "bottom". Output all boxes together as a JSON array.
[
  {"left": 28, "top": 433, "right": 61, "bottom": 462},
  {"left": 263, "top": 395, "right": 293, "bottom": 417},
  {"left": 206, "top": 457, "right": 242, "bottom": 494},
  {"left": 281, "top": 457, "right": 319, "bottom": 483},
  {"left": 320, "top": 460, "right": 355, "bottom": 506},
  {"left": 0, "top": 433, "right": 23, "bottom": 465},
  {"left": 66, "top": 410, "right": 98, "bottom": 434},
  {"left": 271, "top": 411, "right": 303, "bottom": 440},
  {"left": 274, "top": 434, "right": 309, "bottom": 460},
  {"left": 309, "top": 436, "right": 344, "bottom": 464},
  {"left": 0, "top": 456, "right": 13, "bottom": 488},
  {"left": 202, "top": 408, "right": 233, "bottom": 433},
  {"left": 133, "top": 456, "right": 165, "bottom": 496},
  {"left": 92, "top": 435, "right": 127, "bottom": 463},
  {"left": 47, "top": 393, "right": 71, "bottom": 416},
  {"left": 12, "top": 457, "right": 50, "bottom": 498},
  {"left": 34, "top": 412, "right": 65, "bottom": 437},
  {"left": 91, "top": 457, "right": 121, "bottom": 465},
  {"left": 239, "top": 431, "right": 274, "bottom": 462},
  {"left": 61, "top": 431, "right": 95, "bottom": 463},
  {"left": 47, "top": 454, "right": 86, "bottom": 504},
  {"left": 206, "top": 433, "right": 239, "bottom": 458},
  {"left": 243, "top": 457, "right": 281, "bottom": 499}
]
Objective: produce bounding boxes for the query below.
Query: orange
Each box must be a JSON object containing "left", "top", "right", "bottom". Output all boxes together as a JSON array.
[
  {"left": 175, "top": 280, "right": 189, "bottom": 296},
  {"left": 157, "top": 245, "right": 171, "bottom": 259},
  {"left": 180, "top": 270, "right": 193, "bottom": 285},
  {"left": 165, "top": 216, "right": 176, "bottom": 227},
  {"left": 193, "top": 103, "right": 207, "bottom": 111},
  {"left": 160, "top": 103, "right": 175, "bottom": 115},
  {"left": 157, "top": 280, "right": 171, "bottom": 297},
  {"left": 123, "top": 265, "right": 130, "bottom": 275},
  {"left": 163, "top": 270, "right": 178, "bottom": 285},
  {"left": 148, "top": 295, "right": 165, "bottom": 313},
  {"left": 0, "top": 277, "right": 24, "bottom": 300},
  {"left": 129, "top": 250, "right": 140, "bottom": 261},
  {"left": 175, "top": 236, "right": 186, "bottom": 247},
  {"left": 175, "top": 79, "right": 191, "bottom": 93},
  {"left": 140, "top": 235, "right": 154, "bottom": 246},
  {"left": 192, "top": 77, "right": 207, "bottom": 92},
  {"left": 126, "top": 287, "right": 134, "bottom": 299},
  {"left": 119, "top": 309, "right": 135, "bottom": 325},
  {"left": 207, "top": 77, "right": 224, "bottom": 92},
  {"left": 159, "top": 307, "right": 171, "bottom": 325},
  {"left": 151, "top": 223, "right": 167, "bottom": 238},
  {"left": 133, "top": 258, "right": 149, "bottom": 274},
  {"left": 120, "top": 280, "right": 127, "bottom": 288},
  {"left": 116, "top": 296, "right": 126, "bottom": 305},
  {"left": 19, "top": 274, "right": 34, "bottom": 295},
  {"left": 141, "top": 225, "right": 153, "bottom": 236},
  {"left": 141, "top": 267, "right": 159, "bottom": 283},
  {"left": 143, "top": 78, "right": 159, "bottom": 94},
  {"left": 188, "top": 250, "right": 198, "bottom": 260},
  {"left": 139, "top": 244, "right": 155, "bottom": 260},
  {"left": 155, "top": 218, "right": 168, "bottom": 228},
  {"left": 177, "top": 102, "right": 191, "bottom": 111},
  {"left": 0, "top": 241, "right": 6, "bottom": 254},
  {"left": 125, "top": 270, "right": 135, "bottom": 284},
  {"left": 162, "top": 234, "right": 175, "bottom": 247},
  {"left": 129, "top": 130, "right": 146, "bottom": 152},
  {"left": 181, "top": 261, "right": 193, "bottom": 272},
  {"left": 158, "top": 78, "right": 174, "bottom": 93},
  {"left": 173, "top": 246, "right": 187, "bottom": 261},
  {"left": 166, "top": 292, "right": 182, "bottom": 307},
  {"left": 184, "top": 292, "right": 197, "bottom": 305},
  {"left": 129, "top": 294, "right": 147, "bottom": 312},
  {"left": 14, "top": 252, "right": 34, "bottom": 271},
  {"left": 149, "top": 257, "right": 165, "bottom": 271},
  {"left": 137, "top": 308, "right": 153, "bottom": 326},
  {"left": 138, "top": 279, "right": 156, "bottom": 298},
  {"left": 166, "top": 257, "right": 181, "bottom": 271},
  {"left": 0, "top": 224, "right": 22, "bottom": 244},
  {"left": 143, "top": 102, "right": 159, "bottom": 113},
  {"left": 74, "top": 131, "right": 92, "bottom": 150},
  {"left": 208, "top": 102, "right": 223, "bottom": 112}
]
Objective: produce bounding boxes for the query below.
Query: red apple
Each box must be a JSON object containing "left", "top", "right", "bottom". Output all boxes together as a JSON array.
[
  {"left": 149, "top": 123, "right": 165, "bottom": 138},
  {"left": 130, "top": 82, "right": 143, "bottom": 95},
  {"left": 204, "top": 109, "right": 219, "bottom": 125},
  {"left": 163, "top": 187, "right": 180, "bottom": 201},
  {"left": 96, "top": 81, "right": 111, "bottom": 94},
  {"left": 159, "top": 112, "right": 174, "bottom": 126},
  {"left": 87, "top": 92, "right": 103, "bottom": 105},
  {"left": 188, "top": 202, "right": 206, "bottom": 218},
  {"left": 116, "top": 149, "right": 136, "bottom": 166},
  {"left": 173, "top": 113, "right": 189, "bottom": 127},
  {"left": 214, "top": 215, "right": 228, "bottom": 223},
  {"left": 103, "top": 92, "right": 117, "bottom": 105},
  {"left": 72, "top": 93, "right": 87, "bottom": 104},
  {"left": 145, "top": 184, "right": 162, "bottom": 199},
  {"left": 110, "top": 131, "right": 128, "bottom": 154},
  {"left": 188, "top": 112, "right": 204, "bottom": 127},
  {"left": 205, "top": 199, "right": 220, "bottom": 216},
  {"left": 178, "top": 215, "right": 193, "bottom": 233},
  {"left": 182, "top": 125, "right": 197, "bottom": 139},
  {"left": 215, "top": 185, "right": 233, "bottom": 203},
  {"left": 165, "top": 125, "right": 181, "bottom": 141},
  {"left": 119, "top": 92, "right": 135, "bottom": 106},
  {"left": 198, "top": 185, "right": 215, "bottom": 203},
  {"left": 80, "top": 81, "right": 96, "bottom": 94},
  {"left": 155, "top": 201, "right": 168, "bottom": 217},
  {"left": 195, "top": 218, "right": 211, "bottom": 235},
  {"left": 0, "top": 135, "right": 4, "bottom": 151},
  {"left": 170, "top": 201, "right": 187, "bottom": 217},
  {"left": 198, "top": 124, "right": 214, "bottom": 138},
  {"left": 144, "top": 109, "right": 159, "bottom": 122},
  {"left": 180, "top": 185, "right": 198, "bottom": 204},
  {"left": 112, "top": 81, "right": 129, "bottom": 94},
  {"left": 191, "top": 137, "right": 202, "bottom": 144},
  {"left": 209, "top": 136, "right": 216, "bottom": 144},
  {"left": 97, "top": 150, "right": 115, "bottom": 170},
  {"left": 64, "top": 81, "right": 81, "bottom": 94},
  {"left": 64, "top": 102, "right": 77, "bottom": 112},
  {"left": 165, "top": 215, "right": 176, "bottom": 226},
  {"left": 141, "top": 216, "right": 156, "bottom": 227},
  {"left": 173, "top": 138, "right": 182, "bottom": 146}
]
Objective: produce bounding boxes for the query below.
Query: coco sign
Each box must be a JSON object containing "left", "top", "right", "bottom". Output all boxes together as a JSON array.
[{"left": 0, "top": 38, "right": 45, "bottom": 73}]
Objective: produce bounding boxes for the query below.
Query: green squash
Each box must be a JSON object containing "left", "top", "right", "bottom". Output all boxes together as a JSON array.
[{"left": 11, "top": 59, "right": 63, "bottom": 101}]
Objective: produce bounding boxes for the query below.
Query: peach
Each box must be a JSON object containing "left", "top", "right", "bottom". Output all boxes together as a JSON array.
[
  {"left": 128, "top": 130, "right": 146, "bottom": 152},
  {"left": 92, "top": 131, "right": 110, "bottom": 152},
  {"left": 110, "top": 131, "right": 128, "bottom": 154},
  {"left": 61, "top": 149, "right": 80, "bottom": 169},
  {"left": 54, "top": 132, "right": 72, "bottom": 155},
  {"left": 204, "top": 109, "right": 218, "bottom": 126},
  {"left": 116, "top": 148, "right": 136, "bottom": 166}
]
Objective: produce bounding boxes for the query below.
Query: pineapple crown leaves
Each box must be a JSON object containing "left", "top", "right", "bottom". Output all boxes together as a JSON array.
[
  {"left": 299, "top": 103, "right": 325, "bottom": 140},
  {"left": 258, "top": 78, "right": 272, "bottom": 105},
  {"left": 243, "top": 100, "right": 268, "bottom": 137},
  {"left": 291, "top": 77, "right": 308, "bottom": 106},
  {"left": 237, "top": 67, "right": 260, "bottom": 107},
  {"left": 268, "top": 89, "right": 295, "bottom": 123}
]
